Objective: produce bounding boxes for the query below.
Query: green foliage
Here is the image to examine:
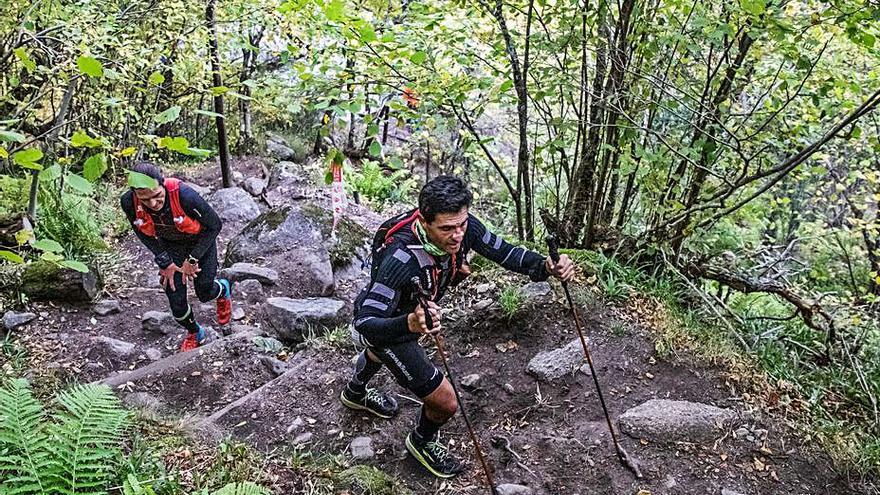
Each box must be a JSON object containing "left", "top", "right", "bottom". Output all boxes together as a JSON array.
[
  {"left": 35, "top": 188, "right": 106, "bottom": 261},
  {"left": 337, "top": 465, "right": 410, "bottom": 495},
  {"left": 498, "top": 284, "right": 523, "bottom": 318},
  {"left": 0, "top": 379, "right": 129, "bottom": 495},
  {"left": 349, "top": 160, "right": 416, "bottom": 206}
]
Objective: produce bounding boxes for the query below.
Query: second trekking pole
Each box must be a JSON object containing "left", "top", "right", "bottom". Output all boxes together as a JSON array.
[
  {"left": 412, "top": 277, "right": 497, "bottom": 495},
  {"left": 545, "top": 236, "right": 643, "bottom": 478}
]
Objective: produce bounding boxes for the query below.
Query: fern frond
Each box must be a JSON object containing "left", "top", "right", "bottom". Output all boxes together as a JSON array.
[
  {"left": 212, "top": 482, "right": 271, "bottom": 495},
  {"left": 0, "top": 379, "right": 51, "bottom": 495},
  {"left": 50, "top": 383, "right": 128, "bottom": 495}
]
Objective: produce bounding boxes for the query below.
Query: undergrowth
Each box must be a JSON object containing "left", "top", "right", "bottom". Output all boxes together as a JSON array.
[{"left": 565, "top": 248, "right": 880, "bottom": 482}]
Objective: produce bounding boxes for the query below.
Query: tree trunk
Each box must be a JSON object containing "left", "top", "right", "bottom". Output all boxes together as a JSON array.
[
  {"left": 207, "top": 0, "right": 232, "bottom": 188},
  {"left": 562, "top": 0, "right": 608, "bottom": 246}
]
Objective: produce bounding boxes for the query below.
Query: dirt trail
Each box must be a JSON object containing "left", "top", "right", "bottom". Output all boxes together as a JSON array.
[{"left": 10, "top": 156, "right": 866, "bottom": 495}]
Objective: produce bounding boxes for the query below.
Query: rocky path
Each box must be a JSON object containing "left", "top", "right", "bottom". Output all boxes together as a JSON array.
[{"left": 3, "top": 137, "right": 869, "bottom": 494}]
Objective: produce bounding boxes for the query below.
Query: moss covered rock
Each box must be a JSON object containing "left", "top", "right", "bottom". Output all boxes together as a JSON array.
[{"left": 20, "top": 260, "right": 102, "bottom": 302}]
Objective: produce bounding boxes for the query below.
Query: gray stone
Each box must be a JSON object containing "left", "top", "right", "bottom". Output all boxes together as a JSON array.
[
  {"left": 734, "top": 426, "right": 750, "bottom": 439},
  {"left": 267, "top": 138, "right": 296, "bottom": 161},
  {"left": 721, "top": 489, "right": 747, "bottom": 495},
  {"left": 93, "top": 336, "right": 136, "bottom": 358},
  {"left": 293, "top": 432, "right": 313, "bottom": 445},
  {"left": 2, "top": 310, "right": 37, "bottom": 330},
  {"left": 496, "top": 484, "right": 534, "bottom": 495},
  {"left": 142, "top": 311, "right": 178, "bottom": 335},
  {"left": 263, "top": 297, "right": 347, "bottom": 343},
  {"left": 266, "top": 162, "right": 310, "bottom": 205},
  {"left": 526, "top": 338, "right": 586, "bottom": 382},
  {"left": 220, "top": 262, "right": 279, "bottom": 285},
  {"left": 237, "top": 279, "right": 265, "bottom": 304},
  {"left": 286, "top": 416, "right": 306, "bottom": 434},
  {"left": 461, "top": 373, "right": 482, "bottom": 390},
  {"left": 260, "top": 355, "right": 288, "bottom": 377},
  {"left": 618, "top": 399, "right": 737, "bottom": 443},
  {"left": 349, "top": 436, "right": 374, "bottom": 460},
  {"left": 224, "top": 205, "right": 335, "bottom": 296},
  {"left": 230, "top": 324, "right": 258, "bottom": 335},
  {"left": 521, "top": 281, "right": 552, "bottom": 301},
  {"left": 232, "top": 171, "right": 244, "bottom": 183},
  {"left": 664, "top": 474, "right": 678, "bottom": 489},
  {"left": 242, "top": 177, "right": 267, "bottom": 196},
  {"left": 503, "top": 383, "right": 515, "bottom": 394},
  {"left": 473, "top": 299, "right": 493, "bottom": 311},
  {"left": 93, "top": 299, "right": 121, "bottom": 316},
  {"left": 232, "top": 307, "right": 245, "bottom": 321},
  {"left": 210, "top": 187, "right": 261, "bottom": 224},
  {"left": 145, "top": 348, "right": 162, "bottom": 361},
  {"left": 475, "top": 283, "right": 494, "bottom": 294}
]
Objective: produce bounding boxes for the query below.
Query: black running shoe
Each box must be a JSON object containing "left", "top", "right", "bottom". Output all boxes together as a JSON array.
[
  {"left": 340, "top": 387, "right": 399, "bottom": 419},
  {"left": 405, "top": 432, "right": 465, "bottom": 478}
]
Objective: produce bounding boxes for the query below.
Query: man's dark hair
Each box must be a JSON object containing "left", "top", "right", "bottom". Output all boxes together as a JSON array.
[
  {"left": 131, "top": 160, "right": 164, "bottom": 188},
  {"left": 418, "top": 175, "right": 473, "bottom": 222}
]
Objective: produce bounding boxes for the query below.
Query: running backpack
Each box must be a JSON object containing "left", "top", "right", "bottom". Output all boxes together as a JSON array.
[{"left": 366, "top": 208, "right": 420, "bottom": 279}]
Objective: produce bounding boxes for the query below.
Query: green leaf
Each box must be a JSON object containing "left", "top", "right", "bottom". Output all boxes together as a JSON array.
[
  {"left": 157, "top": 136, "right": 190, "bottom": 153},
  {"left": 39, "top": 164, "right": 62, "bottom": 182},
  {"left": 0, "top": 250, "right": 24, "bottom": 263},
  {"left": 148, "top": 71, "right": 165, "bottom": 86},
  {"left": 409, "top": 51, "right": 428, "bottom": 64},
  {"left": 499, "top": 80, "right": 514, "bottom": 92},
  {"left": 194, "top": 109, "right": 224, "bottom": 118},
  {"left": 41, "top": 251, "right": 64, "bottom": 262},
  {"left": 13, "top": 148, "right": 42, "bottom": 168},
  {"left": 60, "top": 260, "right": 89, "bottom": 273},
  {"left": 0, "top": 130, "right": 26, "bottom": 143},
  {"left": 76, "top": 56, "right": 103, "bottom": 77},
  {"left": 739, "top": 0, "right": 765, "bottom": 16},
  {"left": 210, "top": 86, "right": 230, "bottom": 96},
  {"left": 15, "top": 229, "right": 33, "bottom": 246},
  {"left": 153, "top": 106, "right": 181, "bottom": 125},
  {"left": 14, "top": 48, "right": 36, "bottom": 73},
  {"left": 369, "top": 140, "right": 382, "bottom": 157},
  {"left": 83, "top": 153, "right": 107, "bottom": 182},
  {"left": 325, "top": 0, "right": 344, "bottom": 21},
  {"left": 128, "top": 170, "right": 159, "bottom": 189},
  {"left": 358, "top": 24, "right": 377, "bottom": 43},
  {"left": 32, "top": 239, "right": 63, "bottom": 253},
  {"left": 65, "top": 173, "right": 94, "bottom": 195},
  {"left": 70, "top": 130, "right": 103, "bottom": 148}
]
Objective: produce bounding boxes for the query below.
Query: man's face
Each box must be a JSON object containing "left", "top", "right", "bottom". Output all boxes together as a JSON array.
[
  {"left": 423, "top": 207, "right": 468, "bottom": 255},
  {"left": 135, "top": 185, "right": 166, "bottom": 211}
]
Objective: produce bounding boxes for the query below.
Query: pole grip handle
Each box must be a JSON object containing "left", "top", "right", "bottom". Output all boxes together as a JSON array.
[
  {"left": 546, "top": 235, "right": 561, "bottom": 264},
  {"left": 411, "top": 276, "right": 434, "bottom": 330}
]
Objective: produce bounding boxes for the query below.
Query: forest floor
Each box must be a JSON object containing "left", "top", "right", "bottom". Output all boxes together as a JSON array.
[{"left": 7, "top": 155, "right": 874, "bottom": 495}]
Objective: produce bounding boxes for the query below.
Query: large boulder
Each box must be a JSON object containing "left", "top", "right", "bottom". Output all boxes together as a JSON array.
[
  {"left": 265, "top": 161, "right": 312, "bottom": 206},
  {"left": 263, "top": 297, "right": 346, "bottom": 343},
  {"left": 20, "top": 260, "right": 102, "bottom": 302},
  {"left": 618, "top": 399, "right": 737, "bottom": 443},
  {"left": 225, "top": 205, "right": 335, "bottom": 297},
  {"left": 526, "top": 338, "right": 587, "bottom": 382},
  {"left": 266, "top": 133, "right": 296, "bottom": 161},
  {"left": 210, "top": 187, "right": 261, "bottom": 224}
]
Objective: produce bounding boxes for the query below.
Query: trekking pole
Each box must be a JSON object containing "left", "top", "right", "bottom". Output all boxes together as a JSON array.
[
  {"left": 545, "top": 237, "right": 643, "bottom": 478},
  {"left": 412, "top": 277, "right": 498, "bottom": 495}
]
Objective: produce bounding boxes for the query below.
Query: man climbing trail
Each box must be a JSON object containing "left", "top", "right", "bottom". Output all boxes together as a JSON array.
[
  {"left": 340, "top": 175, "right": 574, "bottom": 478},
  {"left": 121, "top": 161, "right": 232, "bottom": 352}
]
